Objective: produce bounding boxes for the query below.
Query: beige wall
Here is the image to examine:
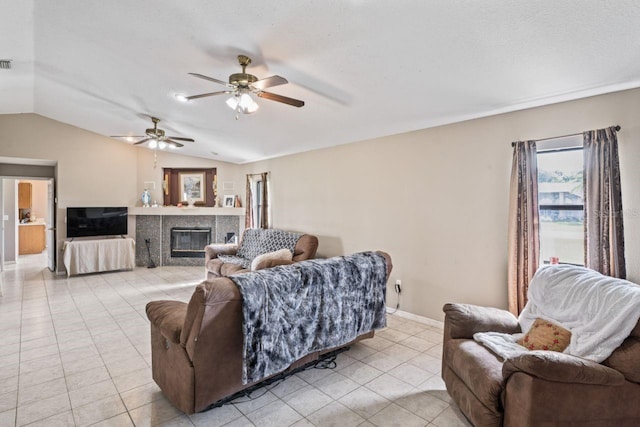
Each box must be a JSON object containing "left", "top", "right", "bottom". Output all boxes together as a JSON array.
[{"left": 243, "top": 88, "right": 640, "bottom": 321}]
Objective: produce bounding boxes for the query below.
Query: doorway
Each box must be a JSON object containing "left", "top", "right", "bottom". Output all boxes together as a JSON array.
[
  {"left": 0, "top": 160, "right": 57, "bottom": 273},
  {"left": 15, "top": 178, "right": 55, "bottom": 270}
]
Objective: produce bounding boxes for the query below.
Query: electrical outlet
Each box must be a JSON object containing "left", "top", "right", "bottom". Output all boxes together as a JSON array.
[{"left": 395, "top": 279, "right": 402, "bottom": 294}]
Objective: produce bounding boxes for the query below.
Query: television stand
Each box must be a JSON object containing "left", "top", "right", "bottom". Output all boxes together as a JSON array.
[{"left": 62, "top": 237, "right": 135, "bottom": 276}]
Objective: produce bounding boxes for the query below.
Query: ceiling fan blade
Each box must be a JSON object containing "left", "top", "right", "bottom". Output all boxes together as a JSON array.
[
  {"left": 257, "top": 91, "right": 305, "bottom": 108},
  {"left": 110, "top": 135, "right": 145, "bottom": 138},
  {"left": 188, "top": 73, "right": 233, "bottom": 87},
  {"left": 166, "top": 139, "right": 184, "bottom": 148},
  {"left": 185, "top": 91, "right": 232, "bottom": 101},
  {"left": 133, "top": 138, "right": 151, "bottom": 145},
  {"left": 167, "top": 136, "right": 195, "bottom": 142},
  {"left": 252, "top": 75, "right": 288, "bottom": 90}
]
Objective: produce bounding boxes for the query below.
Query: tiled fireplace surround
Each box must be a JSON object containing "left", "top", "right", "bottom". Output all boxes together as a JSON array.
[{"left": 134, "top": 213, "right": 242, "bottom": 267}]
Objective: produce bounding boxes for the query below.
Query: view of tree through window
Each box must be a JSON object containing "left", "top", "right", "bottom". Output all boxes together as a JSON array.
[{"left": 537, "top": 148, "right": 584, "bottom": 265}]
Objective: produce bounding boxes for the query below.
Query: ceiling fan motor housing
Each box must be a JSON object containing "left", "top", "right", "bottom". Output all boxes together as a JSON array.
[
  {"left": 229, "top": 73, "right": 257, "bottom": 88},
  {"left": 146, "top": 128, "right": 165, "bottom": 138}
]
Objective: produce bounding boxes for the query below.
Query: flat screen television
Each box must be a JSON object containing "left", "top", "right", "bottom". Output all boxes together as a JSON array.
[{"left": 67, "top": 207, "right": 128, "bottom": 238}]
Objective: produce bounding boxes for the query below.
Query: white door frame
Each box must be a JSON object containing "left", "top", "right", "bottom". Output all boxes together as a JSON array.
[
  {"left": 46, "top": 178, "right": 56, "bottom": 271},
  {"left": 0, "top": 178, "right": 4, "bottom": 273}
]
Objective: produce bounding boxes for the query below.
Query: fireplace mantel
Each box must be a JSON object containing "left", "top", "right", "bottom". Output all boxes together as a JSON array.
[{"left": 129, "top": 207, "right": 244, "bottom": 216}]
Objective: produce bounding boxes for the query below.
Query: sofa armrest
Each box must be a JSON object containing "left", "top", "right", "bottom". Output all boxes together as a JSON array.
[
  {"left": 292, "top": 234, "right": 319, "bottom": 261},
  {"left": 253, "top": 258, "right": 294, "bottom": 271},
  {"left": 146, "top": 300, "right": 188, "bottom": 344},
  {"left": 503, "top": 351, "right": 625, "bottom": 386},
  {"left": 443, "top": 303, "right": 520, "bottom": 339},
  {"left": 205, "top": 244, "right": 239, "bottom": 262}
]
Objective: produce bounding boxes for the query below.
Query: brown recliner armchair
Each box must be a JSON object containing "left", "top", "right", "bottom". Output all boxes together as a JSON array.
[
  {"left": 204, "top": 228, "right": 318, "bottom": 279},
  {"left": 442, "top": 303, "right": 640, "bottom": 426}
]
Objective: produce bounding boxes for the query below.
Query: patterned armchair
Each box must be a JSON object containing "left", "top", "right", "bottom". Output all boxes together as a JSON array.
[{"left": 204, "top": 228, "right": 319, "bottom": 279}]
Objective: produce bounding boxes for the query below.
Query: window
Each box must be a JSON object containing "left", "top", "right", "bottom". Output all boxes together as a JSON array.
[
  {"left": 537, "top": 137, "right": 583, "bottom": 265},
  {"left": 247, "top": 173, "right": 269, "bottom": 229},
  {"left": 252, "top": 179, "right": 264, "bottom": 228}
]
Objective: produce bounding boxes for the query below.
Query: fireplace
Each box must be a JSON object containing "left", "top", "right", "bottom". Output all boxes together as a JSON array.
[{"left": 170, "top": 227, "right": 211, "bottom": 258}]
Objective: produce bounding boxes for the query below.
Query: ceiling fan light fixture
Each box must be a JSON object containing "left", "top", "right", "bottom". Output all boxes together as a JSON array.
[
  {"left": 226, "top": 95, "right": 239, "bottom": 110},
  {"left": 158, "top": 140, "right": 167, "bottom": 150},
  {"left": 239, "top": 93, "right": 259, "bottom": 114},
  {"left": 148, "top": 139, "right": 158, "bottom": 149},
  {"left": 226, "top": 92, "right": 259, "bottom": 114}
]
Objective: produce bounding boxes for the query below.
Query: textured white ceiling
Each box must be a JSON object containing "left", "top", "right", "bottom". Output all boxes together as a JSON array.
[{"left": 2, "top": 1, "right": 640, "bottom": 163}]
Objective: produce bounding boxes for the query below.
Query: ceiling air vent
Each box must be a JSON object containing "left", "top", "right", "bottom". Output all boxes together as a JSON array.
[{"left": 0, "top": 60, "right": 12, "bottom": 70}]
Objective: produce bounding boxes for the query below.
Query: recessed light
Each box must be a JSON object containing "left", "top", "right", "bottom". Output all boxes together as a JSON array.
[{"left": 174, "top": 93, "right": 189, "bottom": 103}]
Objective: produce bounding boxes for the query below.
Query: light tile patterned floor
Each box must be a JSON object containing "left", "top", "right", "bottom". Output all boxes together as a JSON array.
[{"left": 0, "top": 254, "right": 471, "bottom": 427}]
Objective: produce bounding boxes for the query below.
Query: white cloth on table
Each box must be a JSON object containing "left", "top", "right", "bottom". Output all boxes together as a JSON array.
[{"left": 63, "top": 238, "right": 135, "bottom": 276}]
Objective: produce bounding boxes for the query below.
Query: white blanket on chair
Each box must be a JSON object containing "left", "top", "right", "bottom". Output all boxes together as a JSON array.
[{"left": 475, "top": 265, "right": 640, "bottom": 362}]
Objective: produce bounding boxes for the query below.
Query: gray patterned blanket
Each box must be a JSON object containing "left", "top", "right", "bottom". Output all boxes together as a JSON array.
[{"left": 230, "top": 251, "right": 388, "bottom": 384}]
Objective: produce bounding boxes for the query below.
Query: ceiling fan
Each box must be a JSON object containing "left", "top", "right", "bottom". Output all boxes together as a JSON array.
[
  {"left": 181, "top": 55, "right": 305, "bottom": 115},
  {"left": 112, "top": 117, "right": 194, "bottom": 149}
]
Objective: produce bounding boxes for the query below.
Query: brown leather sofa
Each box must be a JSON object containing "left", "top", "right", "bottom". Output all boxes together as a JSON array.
[
  {"left": 442, "top": 303, "right": 640, "bottom": 426},
  {"left": 204, "top": 228, "right": 318, "bottom": 279},
  {"left": 147, "top": 251, "right": 391, "bottom": 414}
]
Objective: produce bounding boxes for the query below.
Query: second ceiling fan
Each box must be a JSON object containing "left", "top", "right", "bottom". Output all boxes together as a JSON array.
[
  {"left": 112, "top": 117, "right": 194, "bottom": 149},
  {"left": 182, "top": 55, "right": 305, "bottom": 115}
]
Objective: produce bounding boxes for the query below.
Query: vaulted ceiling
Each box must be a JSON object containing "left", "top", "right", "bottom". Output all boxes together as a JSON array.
[{"left": 2, "top": 1, "right": 640, "bottom": 163}]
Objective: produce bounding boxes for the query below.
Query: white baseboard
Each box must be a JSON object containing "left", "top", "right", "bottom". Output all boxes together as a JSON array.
[{"left": 386, "top": 307, "right": 444, "bottom": 329}]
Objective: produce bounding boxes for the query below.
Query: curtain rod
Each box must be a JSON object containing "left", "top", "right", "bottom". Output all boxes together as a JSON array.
[{"left": 510, "top": 125, "right": 621, "bottom": 147}]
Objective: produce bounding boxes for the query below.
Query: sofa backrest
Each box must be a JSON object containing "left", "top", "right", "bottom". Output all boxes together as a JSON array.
[{"left": 237, "top": 228, "right": 316, "bottom": 261}]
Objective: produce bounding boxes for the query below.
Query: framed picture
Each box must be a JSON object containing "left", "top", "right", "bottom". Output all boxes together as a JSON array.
[
  {"left": 179, "top": 172, "right": 205, "bottom": 203},
  {"left": 223, "top": 195, "right": 236, "bottom": 207}
]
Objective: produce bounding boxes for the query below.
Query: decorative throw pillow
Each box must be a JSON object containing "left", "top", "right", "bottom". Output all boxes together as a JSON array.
[
  {"left": 250, "top": 249, "right": 293, "bottom": 271},
  {"left": 517, "top": 318, "right": 571, "bottom": 352}
]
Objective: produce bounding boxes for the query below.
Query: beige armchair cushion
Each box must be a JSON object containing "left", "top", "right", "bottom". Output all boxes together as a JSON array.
[{"left": 250, "top": 248, "right": 293, "bottom": 271}]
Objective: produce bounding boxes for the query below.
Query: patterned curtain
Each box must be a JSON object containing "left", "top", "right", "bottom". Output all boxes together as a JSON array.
[
  {"left": 244, "top": 176, "right": 253, "bottom": 229},
  {"left": 507, "top": 140, "right": 540, "bottom": 315},
  {"left": 245, "top": 173, "right": 271, "bottom": 229},
  {"left": 259, "top": 172, "right": 271, "bottom": 229},
  {"left": 583, "top": 127, "right": 626, "bottom": 278}
]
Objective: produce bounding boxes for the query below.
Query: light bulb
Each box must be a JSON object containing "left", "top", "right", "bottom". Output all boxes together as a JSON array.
[
  {"left": 238, "top": 93, "right": 259, "bottom": 114},
  {"left": 158, "top": 141, "right": 167, "bottom": 150},
  {"left": 227, "top": 92, "right": 258, "bottom": 114},
  {"left": 226, "top": 96, "right": 239, "bottom": 110},
  {"left": 148, "top": 139, "right": 158, "bottom": 149}
]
